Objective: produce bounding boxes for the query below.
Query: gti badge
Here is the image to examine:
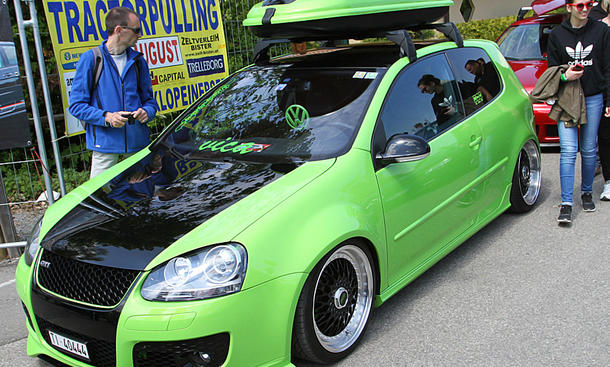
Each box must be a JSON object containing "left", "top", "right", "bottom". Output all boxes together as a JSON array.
[{"left": 40, "top": 261, "right": 51, "bottom": 269}]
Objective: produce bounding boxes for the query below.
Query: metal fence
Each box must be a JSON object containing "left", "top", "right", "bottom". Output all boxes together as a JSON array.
[{"left": 0, "top": 0, "right": 286, "bottom": 207}]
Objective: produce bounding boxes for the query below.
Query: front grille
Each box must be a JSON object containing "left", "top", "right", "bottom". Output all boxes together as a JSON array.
[
  {"left": 133, "top": 333, "right": 230, "bottom": 367},
  {"left": 36, "top": 315, "right": 116, "bottom": 367},
  {"left": 37, "top": 250, "right": 140, "bottom": 307}
]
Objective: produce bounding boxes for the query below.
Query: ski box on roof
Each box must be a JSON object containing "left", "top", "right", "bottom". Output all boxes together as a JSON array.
[{"left": 243, "top": 0, "right": 454, "bottom": 40}]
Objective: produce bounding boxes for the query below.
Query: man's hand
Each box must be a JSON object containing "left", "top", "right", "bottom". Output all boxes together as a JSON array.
[
  {"left": 105, "top": 111, "right": 129, "bottom": 127},
  {"left": 564, "top": 65, "right": 584, "bottom": 81},
  {"left": 133, "top": 108, "right": 149, "bottom": 123}
]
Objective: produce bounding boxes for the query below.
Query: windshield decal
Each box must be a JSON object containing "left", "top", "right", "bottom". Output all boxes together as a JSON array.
[
  {"left": 285, "top": 104, "right": 310, "bottom": 129},
  {"left": 353, "top": 71, "right": 366, "bottom": 79},
  {"left": 365, "top": 72, "right": 378, "bottom": 79},
  {"left": 175, "top": 81, "right": 234, "bottom": 132},
  {"left": 473, "top": 91, "right": 484, "bottom": 105},
  {"left": 198, "top": 138, "right": 270, "bottom": 155}
]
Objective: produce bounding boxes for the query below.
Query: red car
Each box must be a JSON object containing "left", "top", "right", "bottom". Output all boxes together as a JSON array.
[{"left": 496, "top": 0, "right": 567, "bottom": 146}]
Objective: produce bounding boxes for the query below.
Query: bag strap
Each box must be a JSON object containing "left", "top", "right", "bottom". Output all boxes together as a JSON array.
[{"left": 90, "top": 46, "right": 103, "bottom": 108}]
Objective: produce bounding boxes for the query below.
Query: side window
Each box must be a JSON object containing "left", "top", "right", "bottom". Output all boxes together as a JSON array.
[
  {"left": 446, "top": 47, "right": 502, "bottom": 115},
  {"left": 378, "top": 54, "right": 465, "bottom": 142}
]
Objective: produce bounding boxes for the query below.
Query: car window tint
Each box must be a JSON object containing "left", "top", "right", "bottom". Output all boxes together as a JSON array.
[
  {"left": 446, "top": 47, "right": 502, "bottom": 115},
  {"left": 378, "top": 54, "right": 465, "bottom": 142},
  {"left": 162, "top": 66, "right": 382, "bottom": 163}
]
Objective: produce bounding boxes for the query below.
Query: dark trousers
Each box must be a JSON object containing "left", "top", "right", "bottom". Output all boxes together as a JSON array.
[{"left": 599, "top": 113, "right": 610, "bottom": 182}]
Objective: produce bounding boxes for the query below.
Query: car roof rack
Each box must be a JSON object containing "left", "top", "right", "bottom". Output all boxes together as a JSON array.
[{"left": 252, "top": 22, "right": 463, "bottom": 65}]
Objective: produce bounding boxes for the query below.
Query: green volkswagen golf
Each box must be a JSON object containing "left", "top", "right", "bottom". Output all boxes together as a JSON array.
[{"left": 16, "top": 3, "right": 540, "bottom": 367}]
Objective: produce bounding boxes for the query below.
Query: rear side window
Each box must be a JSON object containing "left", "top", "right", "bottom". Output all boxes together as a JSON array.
[
  {"left": 446, "top": 47, "right": 502, "bottom": 116},
  {"left": 497, "top": 24, "right": 556, "bottom": 60}
]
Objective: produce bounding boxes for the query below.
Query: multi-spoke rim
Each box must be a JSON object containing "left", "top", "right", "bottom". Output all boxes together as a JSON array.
[
  {"left": 312, "top": 245, "right": 374, "bottom": 353},
  {"left": 518, "top": 140, "right": 541, "bottom": 205}
]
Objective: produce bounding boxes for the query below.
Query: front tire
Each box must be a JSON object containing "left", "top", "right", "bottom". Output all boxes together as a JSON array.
[
  {"left": 292, "top": 241, "right": 375, "bottom": 364},
  {"left": 509, "top": 140, "right": 541, "bottom": 213}
]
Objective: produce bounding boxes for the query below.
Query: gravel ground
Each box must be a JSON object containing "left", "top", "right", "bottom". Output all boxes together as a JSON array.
[{"left": 8, "top": 203, "right": 47, "bottom": 241}]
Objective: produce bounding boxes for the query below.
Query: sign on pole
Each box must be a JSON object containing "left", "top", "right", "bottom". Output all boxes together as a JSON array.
[{"left": 42, "top": 0, "right": 230, "bottom": 136}]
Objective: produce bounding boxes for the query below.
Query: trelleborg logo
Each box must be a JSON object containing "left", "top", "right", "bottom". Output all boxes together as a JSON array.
[
  {"left": 285, "top": 104, "right": 310, "bottom": 129},
  {"left": 566, "top": 42, "right": 594, "bottom": 66}
]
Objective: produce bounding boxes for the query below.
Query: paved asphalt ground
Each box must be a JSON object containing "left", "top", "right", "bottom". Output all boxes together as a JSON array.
[{"left": 0, "top": 151, "right": 608, "bottom": 367}]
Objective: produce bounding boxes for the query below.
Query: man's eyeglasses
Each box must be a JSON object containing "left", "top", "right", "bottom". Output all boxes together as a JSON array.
[
  {"left": 567, "top": 1, "right": 598, "bottom": 11},
  {"left": 121, "top": 25, "right": 141, "bottom": 35}
]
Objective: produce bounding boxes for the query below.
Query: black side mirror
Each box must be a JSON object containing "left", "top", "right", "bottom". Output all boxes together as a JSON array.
[{"left": 375, "top": 134, "right": 430, "bottom": 165}]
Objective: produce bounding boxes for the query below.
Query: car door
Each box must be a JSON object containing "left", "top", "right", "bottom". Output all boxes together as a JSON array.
[
  {"left": 373, "top": 53, "right": 488, "bottom": 285},
  {"left": 446, "top": 47, "right": 510, "bottom": 221}
]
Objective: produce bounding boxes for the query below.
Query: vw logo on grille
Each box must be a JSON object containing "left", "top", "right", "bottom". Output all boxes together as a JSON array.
[{"left": 285, "top": 104, "right": 310, "bottom": 129}]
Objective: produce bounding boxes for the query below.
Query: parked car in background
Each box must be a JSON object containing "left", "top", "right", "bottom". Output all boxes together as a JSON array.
[
  {"left": 496, "top": 0, "right": 566, "bottom": 146},
  {"left": 0, "top": 41, "right": 26, "bottom": 120}
]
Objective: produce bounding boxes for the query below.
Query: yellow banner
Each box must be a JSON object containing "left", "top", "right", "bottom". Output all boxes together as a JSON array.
[{"left": 42, "top": 0, "right": 229, "bottom": 136}]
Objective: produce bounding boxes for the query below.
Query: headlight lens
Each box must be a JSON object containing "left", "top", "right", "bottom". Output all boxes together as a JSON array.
[
  {"left": 23, "top": 217, "right": 43, "bottom": 266},
  {"left": 141, "top": 243, "right": 247, "bottom": 301}
]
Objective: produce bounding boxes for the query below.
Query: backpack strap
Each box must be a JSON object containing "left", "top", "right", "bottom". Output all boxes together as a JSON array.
[
  {"left": 90, "top": 46, "right": 103, "bottom": 108},
  {"left": 133, "top": 53, "right": 143, "bottom": 98}
]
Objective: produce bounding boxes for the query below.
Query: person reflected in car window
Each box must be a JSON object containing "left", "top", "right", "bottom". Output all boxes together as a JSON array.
[
  {"left": 465, "top": 59, "right": 501, "bottom": 101},
  {"left": 417, "top": 74, "right": 458, "bottom": 126}
]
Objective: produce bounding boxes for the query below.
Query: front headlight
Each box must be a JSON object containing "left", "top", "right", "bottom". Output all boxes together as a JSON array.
[
  {"left": 23, "top": 217, "right": 43, "bottom": 266},
  {"left": 141, "top": 243, "right": 247, "bottom": 301}
]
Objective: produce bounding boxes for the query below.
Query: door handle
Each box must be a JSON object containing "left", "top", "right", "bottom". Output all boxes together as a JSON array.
[{"left": 469, "top": 136, "right": 482, "bottom": 148}]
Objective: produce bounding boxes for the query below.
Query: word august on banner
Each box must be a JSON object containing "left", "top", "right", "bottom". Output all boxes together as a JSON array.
[
  {"left": 46, "top": 0, "right": 221, "bottom": 44},
  {"left": 43, "top": 0, "right": 230, "bottom": 136}
]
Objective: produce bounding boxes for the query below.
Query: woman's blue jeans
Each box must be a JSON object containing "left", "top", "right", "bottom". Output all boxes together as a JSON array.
[{"left": 557, "top": 93, "right": 603, "bottom": 205}]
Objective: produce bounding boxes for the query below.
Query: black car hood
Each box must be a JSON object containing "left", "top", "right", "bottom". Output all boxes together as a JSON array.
[{"left": 40, "top": 151, "right": 293, "bottom": 270}]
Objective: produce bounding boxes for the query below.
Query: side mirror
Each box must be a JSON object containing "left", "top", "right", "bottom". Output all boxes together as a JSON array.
[{"left": 375, "top": 134, "right": 430, "bottom": 165}]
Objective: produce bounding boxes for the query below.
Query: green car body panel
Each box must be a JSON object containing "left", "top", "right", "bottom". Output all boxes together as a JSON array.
[{"left": 16, "top": 35, "right": 537, "bottom": 366}]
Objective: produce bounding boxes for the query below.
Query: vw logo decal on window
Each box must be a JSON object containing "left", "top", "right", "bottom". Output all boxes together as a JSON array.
[{"left": 285, "top": 104, "right": 310, "bottom": 129}]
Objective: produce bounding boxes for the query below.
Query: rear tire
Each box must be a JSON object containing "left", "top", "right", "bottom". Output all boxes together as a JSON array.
[
  {"left": 509, "top": 140, "right": 541, "bottom": 213},
  {"left": 292, "top": 241, "right": 375, "bottom": 364}
]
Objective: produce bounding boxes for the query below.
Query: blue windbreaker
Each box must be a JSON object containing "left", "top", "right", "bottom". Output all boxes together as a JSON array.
[{"left": 69, "top": 42, "right": 158, "bottom": 153}]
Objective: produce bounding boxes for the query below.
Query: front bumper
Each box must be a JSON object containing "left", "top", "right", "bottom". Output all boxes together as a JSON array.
[{"left": 16, "top": 256, "right": 305, "bottom": 367}]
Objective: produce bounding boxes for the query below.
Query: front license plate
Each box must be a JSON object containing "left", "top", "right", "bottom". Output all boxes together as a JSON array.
[{"left": 48, "top": 330, "right": 90, "bottom": 360}]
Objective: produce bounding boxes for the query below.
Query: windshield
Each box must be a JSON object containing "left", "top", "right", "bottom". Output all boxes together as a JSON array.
[
  {"left": 497, "top": 24, "right": 557, "bottom": 60},
  {"left": 158, "top": 65, "right": 382, "bottom": 163}
]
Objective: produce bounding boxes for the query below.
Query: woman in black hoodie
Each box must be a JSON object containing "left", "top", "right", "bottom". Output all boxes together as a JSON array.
[{"left": 547, "top": 0, "right": 610, "bottom": 224}]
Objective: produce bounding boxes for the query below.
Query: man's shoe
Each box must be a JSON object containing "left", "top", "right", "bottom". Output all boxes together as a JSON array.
[
  {"left": 582, "top": 193, "right": 596, "bottom": 212},
  {"left": 557, "top": 205, "right": 572, "bottom": 223},
  {"left": 601, "top": 181, "right": 610, "bottom": 201}
]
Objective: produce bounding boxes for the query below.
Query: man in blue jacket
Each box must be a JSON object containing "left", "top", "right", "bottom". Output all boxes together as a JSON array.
[{"left": 69, "top": 7, "right": 158, "bottom": 178}]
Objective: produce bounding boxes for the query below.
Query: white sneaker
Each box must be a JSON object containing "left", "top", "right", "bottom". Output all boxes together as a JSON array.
[{"left": 601, "top": 181, "right": 610, "bottom": 201}]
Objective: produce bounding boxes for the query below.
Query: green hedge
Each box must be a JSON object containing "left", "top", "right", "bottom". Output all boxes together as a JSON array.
[{"left": 456, "top": 16, "right": 517, "bottom": 41}]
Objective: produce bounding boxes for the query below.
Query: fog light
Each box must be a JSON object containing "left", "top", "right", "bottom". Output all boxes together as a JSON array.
[{"left": 191, "top": 351, "right": 212, "bottom": 366}]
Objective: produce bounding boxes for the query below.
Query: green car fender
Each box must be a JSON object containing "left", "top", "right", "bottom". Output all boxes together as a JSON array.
[{"left": 234, "top": 148, "right": 387, "bottom": 293}]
